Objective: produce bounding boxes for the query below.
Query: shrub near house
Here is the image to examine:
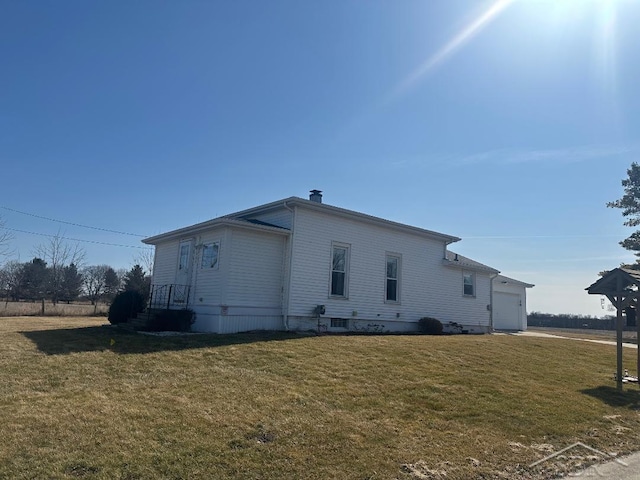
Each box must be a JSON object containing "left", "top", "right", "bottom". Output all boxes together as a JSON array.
[{"left": 108, "top": 291, "right": 145, "bottom": 325}]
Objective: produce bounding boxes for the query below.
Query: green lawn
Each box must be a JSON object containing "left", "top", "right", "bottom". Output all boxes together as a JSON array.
[{"left": 1, "top": 317, "right": 639, "bottom": 479}]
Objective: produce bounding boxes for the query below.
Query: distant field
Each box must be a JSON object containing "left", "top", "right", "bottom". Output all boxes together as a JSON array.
[
  {"left": 0, "top": 300, "right": 108, "bottom": 317},
  {"left": 1, "top": 317, "right": 639, "bottom": 479}
]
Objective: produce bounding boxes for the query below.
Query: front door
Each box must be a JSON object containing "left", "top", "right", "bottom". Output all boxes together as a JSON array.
[{"left": 174, "top": 240, "right": 194, "bottom": 304}]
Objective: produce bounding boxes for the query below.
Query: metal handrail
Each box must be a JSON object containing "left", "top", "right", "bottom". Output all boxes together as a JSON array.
[{"left": 148, "top": 284, "right": 191, "bottom": 310}]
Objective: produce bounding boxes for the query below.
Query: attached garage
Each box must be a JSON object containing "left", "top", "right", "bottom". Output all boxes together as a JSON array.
[{"left": 492, "top": 275, "right": 534, "bottom": 331}]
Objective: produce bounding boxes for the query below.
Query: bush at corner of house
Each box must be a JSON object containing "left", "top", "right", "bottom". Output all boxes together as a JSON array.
[
  {"left": 108, "top": 291, "right": 146, "bottom": 325},
  {"left": 147, "top": 308, "right": 195, "bottom": 332},
  {"left": 418, "top": 317, "right": 443, "bottom": 335}
]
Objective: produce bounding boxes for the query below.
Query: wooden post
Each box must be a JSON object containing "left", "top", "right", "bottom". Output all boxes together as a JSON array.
[
  {"left": 616, "top": 301, "right": 624, "bottom": 391},
  {"left": 616, "top": 276, "right": 624, "bottom": 391},
  {"left": 637, "top": 303, "right": 640, "bottom": 389}
]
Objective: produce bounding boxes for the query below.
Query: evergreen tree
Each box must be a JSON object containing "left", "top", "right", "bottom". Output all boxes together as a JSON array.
[
  {"left": 608, "top": 162, "right": 640, "bottom": 269},
  {"left": 103, "top": 267, "right": 120, "bottom": 302},
  {"left": 124, "top": 264, "right": 150, "bottom": 300},
  {"left": 60, "top": 263, "right": 83, "bottom": 303},
  {"left": 20, "top": 258, "right": 48, "bottom": 300}
]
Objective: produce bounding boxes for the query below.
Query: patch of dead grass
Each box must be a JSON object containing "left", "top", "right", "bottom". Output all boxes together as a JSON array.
[{"left": 0, "top": 317, "right": 639, "bottom": 479}]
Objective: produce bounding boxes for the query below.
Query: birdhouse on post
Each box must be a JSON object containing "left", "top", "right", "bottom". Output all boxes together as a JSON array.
[{"left": 586, "top": 268, "right": 640, "bottom": 391}]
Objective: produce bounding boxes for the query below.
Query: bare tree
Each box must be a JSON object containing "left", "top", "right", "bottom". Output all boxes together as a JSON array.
[
  {"left": 0, "top": 260, "right": 25, "bottom": 303},
  {"left": 115, "top": 268, "right": 128, "bottom": 288},
  {"left": 33, "top": 233, "right": 86, "bottom": 304},
  {"left": 134, "top": 248, "right": 155, "bottom": 277},
  {"left": 0, "top": 215, "right": 15, "bottom": 259},
  {"left": 82, "top": 265, "right": 109, "bottom": 306}
]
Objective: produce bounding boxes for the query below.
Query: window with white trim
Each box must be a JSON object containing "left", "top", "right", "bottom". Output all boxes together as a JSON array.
[
  {"left": 330, "top": 243, "right": 349, "bottom": 297},
  {"left": 385, "top": 254, "right": 400, "bottom": 302},
  {"left": 201, "top": 242, "right": 220, "bottom": 269},
  {"left": 463, "top": 272, "right": 475, "bottom": 296}
]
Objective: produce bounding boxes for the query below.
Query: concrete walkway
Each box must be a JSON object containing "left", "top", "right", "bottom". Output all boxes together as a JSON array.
[
  {"left": 499, "top": 330, "right": 638, "bottom": 349},
  {"left": 571, "top": 450, "right": 640, "bottom": 479}
]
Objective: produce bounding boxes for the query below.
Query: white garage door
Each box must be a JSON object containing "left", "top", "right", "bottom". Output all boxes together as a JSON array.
[{"left": 494, "top": 292, "right": 522, "bottom": 330}]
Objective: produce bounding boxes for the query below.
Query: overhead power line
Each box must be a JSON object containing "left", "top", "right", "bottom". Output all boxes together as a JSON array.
[
  {"left": 0, "top": 226, "right": 152, "bottom": 250},
  {"left": 0, "top": 206, "right": 148, "bottom": 237}
]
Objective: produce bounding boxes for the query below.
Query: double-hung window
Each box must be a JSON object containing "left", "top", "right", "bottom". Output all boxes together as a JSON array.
[
  {"left": 463, "top": 271, "right": 475, "bottom": 296},
  {"left": 201, "top": 242, "right": 220, "bottom": 269},
  {"left": 385, "top": 254, "right": 401, "bottom": 302},
  {"left": 330, "top": 243, "right": 349, "bottom": 297}
]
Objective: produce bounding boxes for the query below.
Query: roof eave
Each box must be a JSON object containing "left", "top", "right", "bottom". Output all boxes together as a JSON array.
[
  {"left": 142, "top": 219, "right": 290, "bottom": 245},
  {"left": 442, "top": 258, "right": 500, "bottom": 274},
  {"left": 144, "top": 195, "right": 461, "bottom": 245},
  {"left": 494, "top": 275, "right": 535, "bottom": 288}
]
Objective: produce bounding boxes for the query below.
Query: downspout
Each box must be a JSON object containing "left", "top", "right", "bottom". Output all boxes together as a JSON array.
[
  {"left": 489, "top": 273, "right": 499, "bottom": 332},
  {"left": 282, "top": 201, "right": 295, "bottom": 331}
]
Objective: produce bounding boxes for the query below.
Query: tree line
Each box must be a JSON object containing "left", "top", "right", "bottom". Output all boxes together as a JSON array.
[
  {"left": 0, "top": 260, "right": 150, "bottom": 305},
  {"left": 0, "top": 230, "right": 151, "bottom": 305}
]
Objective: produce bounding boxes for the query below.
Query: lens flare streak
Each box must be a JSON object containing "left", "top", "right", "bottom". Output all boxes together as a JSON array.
[{"left": 391, "top": 0, "right": 513, "bottom": 99}]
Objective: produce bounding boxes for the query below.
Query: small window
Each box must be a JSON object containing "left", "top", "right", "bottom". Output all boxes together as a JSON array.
[
  {"left": 463, "top": 272, "right": 475, "bottom": 296},
  {"left": 331, "top": 318, "right": 349, "bottom": 329},
  {"left": 178, "top": 243, "right": 190, "bottom": 270},
  {"left": 201, "top": 242, "right": 219, "bottom": 269},
  {"left": 386, "top": 254, "right": 400, "bottom": 302},
  {"left": 330, "top": 243, "right": 349, "bottom": 297}
]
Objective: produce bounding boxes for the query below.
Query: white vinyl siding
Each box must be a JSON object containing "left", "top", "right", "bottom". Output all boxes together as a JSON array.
[
  {"left": 226, "top": 229, "right": 285, "bottom": 307},
  {"left": 245, "top": 208, "right": 293, "bottom": 229},
  {"left": 151, "top": 241, "right": 180, "bottom": 285},
  {"left": 288, "top": 208, "right": 491, "bottom": 329}
]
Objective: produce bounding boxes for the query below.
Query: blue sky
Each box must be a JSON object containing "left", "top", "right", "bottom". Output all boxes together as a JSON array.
[{"left": 2, "top": 0, "right": 640, "bottom": 316}]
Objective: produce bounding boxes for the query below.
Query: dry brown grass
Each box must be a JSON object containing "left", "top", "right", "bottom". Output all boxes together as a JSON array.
[
  {"left": 0, "top": 300, "right": 108, "bottom": 317},
  {"left": 0, "top": 317, "right": 639, "bottom": 479}
]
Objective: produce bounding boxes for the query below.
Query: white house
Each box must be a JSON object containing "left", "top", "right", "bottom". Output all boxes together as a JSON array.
[{"left": 142, "top": 191, "right": 532, "bottom": 334}]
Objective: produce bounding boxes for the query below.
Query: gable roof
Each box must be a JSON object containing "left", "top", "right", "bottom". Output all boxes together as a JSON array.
[
  {"left": 230, "top": 196, "right": 461, "bottom": 244},
  {"left": 586, "top": 267, "right": 640, "bottom": 295},
  {"left": 143, "top": 196, "right": 461, "bottom": 245},
  {"left": 443, "top": 251, "right": 500, "bottom": 274}
]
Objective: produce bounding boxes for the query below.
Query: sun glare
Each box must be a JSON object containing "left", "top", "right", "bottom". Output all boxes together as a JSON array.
[
  {"left": 388, "top": 0, "right": 624, "bottom": 104},
  {"left": 388, "top": 0, "right": 514, "bottom": 101}
]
